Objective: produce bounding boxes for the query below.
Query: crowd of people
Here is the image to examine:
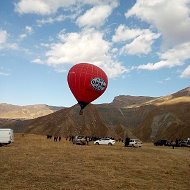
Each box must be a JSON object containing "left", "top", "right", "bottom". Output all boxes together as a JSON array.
[
  {"left": 46, "top": 134, "right": 116, "bottom": 144},
  {"left": 46, "top": 135, "right": 61, "bottom": 142}
]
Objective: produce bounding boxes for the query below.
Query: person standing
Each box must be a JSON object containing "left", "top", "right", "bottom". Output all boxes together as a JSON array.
[
  {"left": 125, "top": 137, "right": 130, "bottom": 147},
  {"left": 171, "top": 140, "right": 175, "bottom": 149},
  {"left": 86, "top": 136, "right": 90, "bottom": 145}
]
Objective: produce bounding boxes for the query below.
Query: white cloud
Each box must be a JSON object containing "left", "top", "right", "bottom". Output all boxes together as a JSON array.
[
  {"left": 0, "top": 71, "right": 10, "bottom": 76},
  {"left": 40, "top": 28, "right": 127, "bottom": 77},
  {"left": 19, "top": 34, "right": 27, "bottom": 40},
  {"left": 15, "top": 0, "right": 118, "bottom": 15},
  {"left": 0, "top": 29, "right": 18, "bottom": 50},
  {"left": 53, "top": 66, "right": 67, "bottom": 73},
  {"left": 32, "top": 58, "right": 44, "bottom": 64},
  {"left": 112, "top": 25, "right": 160, "bottom": 55},
  {"left": 4, "top": 43, "right": 18, "bottom": 50},
  {"left": 121, "top": 30, "right": 160, "bottom": 55},
  {"left": 15, "top": 0, "right": 76, "bottom": 15},
  {"left": 40, "top": 43, "right": 51, "bottom": 48},
  {"left": 138, "top": 42, "right": 190, "bottom": 70},
  {"left": 82, "top": 0, "right": 118, "bottom": 7},
  {"left": 180, "top": 65, "right": 190, "bottom": 78},
  {"left": 0, "top": 67, "right": 10, "bottom": 76},
  {"left": 112, "top": 25, "right": 143, "bottom": 42},
  {"left": 37, "top": 15, "right": 67, "bottom": 26},
  {"left": 0, "top": 30, "right": 8, "bottom": 44},
  {"left": 19, "top": 26, "right": 33, "bottom": 40},
  {"left": 126, "top": 1, "right": 190, "bottom": 72},
  {"left": 46, "top": 29, "right": 111, "bottom": 65},
  {"left": 25, "top": 26, "right": 33, "bottom": 33},
  {"left": 126, "top": 0, "right": 190, "bottom": 48},
  {"left": 76, "top": 5, "right": 113, "bottom": 28},
  {"left": 158, "top": 77, "right": 171, "bottom": 84}
]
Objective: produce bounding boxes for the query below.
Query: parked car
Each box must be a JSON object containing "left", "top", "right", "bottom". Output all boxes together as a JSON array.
[
  {"left": 154, "top": 140, "right": 170, "bottom": 146},
  {"left": 73, "top": 136, "right": 86, "bottom": 145},
  {"left": 0, "top": 128, "right": 14, "bottom": 147},
  {"left": 94, "top": 138, "right": 115, "bottom": 145},
  {"left": 179, "top": 140, "right": 190, "bottom": 147},
  {"left": 128, "top": 139, "right": 143, "bottom": 147}
]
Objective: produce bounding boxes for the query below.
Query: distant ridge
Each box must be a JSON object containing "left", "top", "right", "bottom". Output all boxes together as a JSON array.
[
  {"left": 0, "top": 103, "right": 64, "bottom": 119},
  {"left": 171, "top": 87, "right": 190, "bottom": 97},
  {"left": 111, "top": 95, "right": 156, "bottom": 107}
]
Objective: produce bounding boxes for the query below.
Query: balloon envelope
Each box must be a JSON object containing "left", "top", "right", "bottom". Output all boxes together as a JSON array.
[{"left": 67, "top": 63, "right": 108, "bottom": 110}]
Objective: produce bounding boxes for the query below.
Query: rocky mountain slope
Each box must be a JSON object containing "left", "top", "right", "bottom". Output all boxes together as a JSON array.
[
  {"left": 2, "top": 104, "right": 123, "bottom": 138},
  {"left": 96, "top": 87, "right": 190, "bottom": 140},
  {"left": 0, "top": 87, "right": 189, "bottom": 141},
  {"left": 111, "top": 95, "right": 156, "bottom": 107}
]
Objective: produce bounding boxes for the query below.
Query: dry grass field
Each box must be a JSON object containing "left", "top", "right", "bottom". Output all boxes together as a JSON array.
[{"left": 0, "top": 134, "right": 189, "bottom": 190}]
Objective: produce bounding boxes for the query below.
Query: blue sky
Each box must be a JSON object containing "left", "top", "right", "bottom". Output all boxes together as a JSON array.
[{"left": 0, "top": 0, "right": 190, "bottom": 107}]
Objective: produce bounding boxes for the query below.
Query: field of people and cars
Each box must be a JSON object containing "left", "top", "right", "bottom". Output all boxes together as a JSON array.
[
  {"left": 68, "top": 135, "right": 189, "bottom": 148},
  {"left": 0, "top": 133, "right": 189, "bottom": 190},
  {"left": 154, "top": 139, "right": 190, "bottom": 147}
]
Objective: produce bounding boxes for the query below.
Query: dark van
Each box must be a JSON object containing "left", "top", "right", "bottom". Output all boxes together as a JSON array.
[{"left": 154, "top": 140, "right": 170, "bottom": 146}]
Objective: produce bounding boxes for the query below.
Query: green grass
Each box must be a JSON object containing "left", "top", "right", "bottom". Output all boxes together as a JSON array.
[{"left": 0, "top": 134, "right": 189, "bottom": 190}]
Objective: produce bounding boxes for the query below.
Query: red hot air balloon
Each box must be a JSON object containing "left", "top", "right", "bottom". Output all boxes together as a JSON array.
[{"left": 67, "top": 63, "right": 108, "bottom": 114}]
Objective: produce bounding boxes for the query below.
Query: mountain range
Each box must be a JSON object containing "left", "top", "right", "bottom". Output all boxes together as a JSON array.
[
  {"left": 0, "top": 104, "right": 63, "bottom": 119},
  {"left": 0, "top": 87, "right": 189, "bottom": 141}
]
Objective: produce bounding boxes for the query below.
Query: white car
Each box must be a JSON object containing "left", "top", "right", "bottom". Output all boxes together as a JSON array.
[
  {"left": 73, "top": 136, "right": 86, "bottom": 145},
  {"left": 128, "top": 139, "right": 142, "bottom": 147},
  {"left": 94, "top": 138, "right": 116, "bottom": 145}
]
